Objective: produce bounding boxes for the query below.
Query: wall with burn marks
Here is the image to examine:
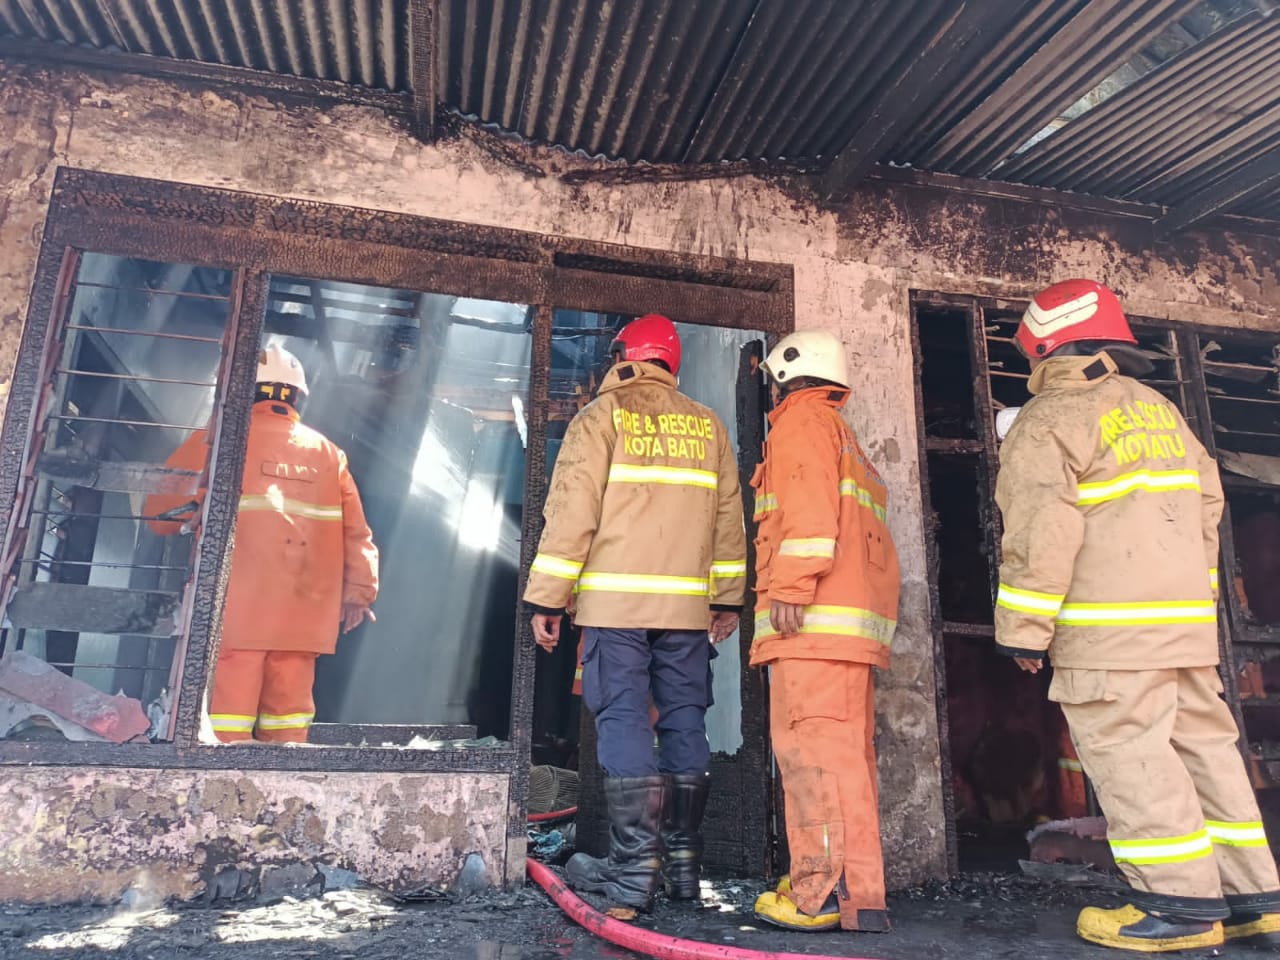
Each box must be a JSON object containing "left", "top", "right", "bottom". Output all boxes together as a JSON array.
[
  {"left": 0, "top": 767, "right": 508, "bottom": 904},
  {"left": 1, "top": 58, "right": 1280, "bottom": 898}
]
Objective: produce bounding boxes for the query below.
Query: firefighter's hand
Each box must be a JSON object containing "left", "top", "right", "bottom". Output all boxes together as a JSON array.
[
  {"left": 341, "top": 604, "right": 375, "bottom": 633},
  {"left": 709, "top": 611, "right": 739, "bottom": 644},
  {"left": 1014, "top": 657, "right": 1043, "bottom": 674},
  {"left": 770, "top": 601, "right": 805, "bottom": 636},
  {"left": 532, "top": 614, "right": 562, "bottom": 653}
]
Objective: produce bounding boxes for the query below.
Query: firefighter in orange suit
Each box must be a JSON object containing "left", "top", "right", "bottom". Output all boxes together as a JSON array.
[
  {"left": 996, "top": 279, "right": 1280, "bottom": 952},
  {"left": 524, "top": 314, "right": 747, "bottom": 911},
  {"left": 749, "top": 330, "right": 900, "bottom": 934},
  {"left": 146, "top": 344, "right": 379, "bottom": 743}
]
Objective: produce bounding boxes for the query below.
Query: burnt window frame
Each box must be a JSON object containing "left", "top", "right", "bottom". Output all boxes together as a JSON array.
[{"left": 0, "top": 164, "right": 793, "bottom": 828}]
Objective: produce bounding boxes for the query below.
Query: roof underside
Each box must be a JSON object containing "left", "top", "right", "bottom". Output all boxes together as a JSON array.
[{"left": 2, "top": 0, "right": 1279, "bottom": 227}]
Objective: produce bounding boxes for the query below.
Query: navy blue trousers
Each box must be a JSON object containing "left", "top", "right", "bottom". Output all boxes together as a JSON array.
[{"left": 580, "top": 627, "right": 714, "bottom": 778}]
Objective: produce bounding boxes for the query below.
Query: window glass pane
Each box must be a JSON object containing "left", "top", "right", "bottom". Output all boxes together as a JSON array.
[
  {"left": 1, "top": 254, "right": 232, "bottom": 743},
  {"left": 203, "top": 277, "right": 531, "bottom": 744},
  {"left": 534, "top": 312, "right": 762, "bottom": 760}
]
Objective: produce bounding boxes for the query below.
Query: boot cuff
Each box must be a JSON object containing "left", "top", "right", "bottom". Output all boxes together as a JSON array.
[
  {"left": 1129, "top": 889, "right": 1229, "bottom": 922},
  {"left": 1226, "top": 892, "right": 1280, "bottom": 913}
]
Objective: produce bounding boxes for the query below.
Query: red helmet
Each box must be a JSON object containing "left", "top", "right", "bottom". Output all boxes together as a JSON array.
[
  {"left": 1015, "top": 279, "right": 1136, "bottom": 358},
  {"left": 610, "top": 314, "right": 681, "bottom": 375}
]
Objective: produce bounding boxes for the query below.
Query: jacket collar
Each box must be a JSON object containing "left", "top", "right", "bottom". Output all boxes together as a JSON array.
[
  {"left": 1028, "top": 351, "right": 1119, "bottom": 396},
  {"left": 598, "top": 361, "right": 677, "bottom": 395},
  {"left": 254, "top": 399, "right": 301, "bottom": 422},
  {"left": 768, "top": 385, "right": 851, "bottom": 425}
]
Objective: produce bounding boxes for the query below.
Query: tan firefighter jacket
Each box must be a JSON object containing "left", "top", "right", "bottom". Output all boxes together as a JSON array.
[
  {"left": 524, "top": 360, "right": 747, "bottom": 630},
  {"left": 994, "top": 352, "right": 1224, "bottom": 670}
]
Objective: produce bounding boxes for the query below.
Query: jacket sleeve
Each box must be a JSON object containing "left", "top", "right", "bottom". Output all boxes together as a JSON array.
[
  {"left": 338, "top": 450, "right": 379, "bottom": 607},
  {"left": 709, "top": 420, "right": 747, "bottom": 610},
  {"left": 523, "top": 404, "right": 614, "bottom": 616},
  {"left": 1194, "top": 437, "right": 1225, "bottom": 600},
  {"left": 143, "top": 429, "right": 211, "bottom": 536},
  {"left": 769, "top": 411, "right": 840, "bottom": 606},
  {"left": 993, "top": 412, "right": 1086, "bottom": 660}
]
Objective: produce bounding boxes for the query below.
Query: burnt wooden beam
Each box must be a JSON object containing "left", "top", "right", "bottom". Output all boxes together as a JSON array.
[
  {"left": 1155, "top": 148, "right": 1280, "bottom": 236},
  {"left": 0, "top": 36, "right": 411, "bottom": 114},
  {"left": 7, "top": 583, "right": 180, "bottom": 636},
  {"left": 818, "top": 0, "right": 1034, "bottom": 200},
  {"left": 409, "top": 0, "right": 438, "bottom": 141},
  {"left": 36, "top": 451, "right": 200, "bottom": 496}
]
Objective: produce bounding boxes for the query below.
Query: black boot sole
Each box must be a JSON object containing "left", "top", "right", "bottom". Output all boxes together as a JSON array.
[{"left": 570, "top": 878, "right": 655, "bottom": 911}]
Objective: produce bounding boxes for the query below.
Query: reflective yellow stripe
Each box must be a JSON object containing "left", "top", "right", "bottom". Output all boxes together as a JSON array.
[
  {"left": 1110, "top": 830, "right": 1213, "bottom": 865},
  {"left": 1209, "top": 567, "right": 1219, "bottom": 591},
  {"left": 578, "top": 572, "right": 709, "bottom": 596},
  {"left": 257, "top": 712, "right": 314, "bottom": 730},
  {"left": 754, "top": 492, "right": 778, "bottom": 520},
  {"left": 754, "top": 604, "right": 896, "bottom": 646},
  {"left": 1058, "top": 758, "right": 1084, "bottom": 773},
  {"left": 778, "top": 537, "right": 836, "bottom": 558},
  {"left": 710, "top": 560, "right": 747, "bottom": 579},
  {"left": 839, "top": 479, "right": 888, "bottom": 521},
  {"left": 210, "top": 714, "right": 256, "bottom": 731},
  {"left": 530, "top": 554, "right": 584, "bottom": 580},
  {"left": 1076, "top": 469, "right": 1201, "bottom": 506},
  {"left": 1206, "top": 820, "right": 1269, "bottom": 847},
  {"left": 239, "top": 493, "right": 342, "bottom": 521},
  {"left": 1057, "top": 600, "right": 1216, "bottom": 626},
  {"left": 997, "top": 584, "right": 1065, "bottom": 617},
  {"left": 608, "top": 464, "right": 718, "bottom": 489}
]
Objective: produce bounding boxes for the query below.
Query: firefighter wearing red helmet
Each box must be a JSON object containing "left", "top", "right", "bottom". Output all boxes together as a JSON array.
[
  {"left": 524, "top": 314, "right": 747, "bottom": 911},
  {"left": 996, "top": 279, "right": 1280, "bottom": 951}
]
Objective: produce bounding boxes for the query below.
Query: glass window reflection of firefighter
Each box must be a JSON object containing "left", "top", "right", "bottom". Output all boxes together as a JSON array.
[{"left": 145, "top": 345, "right": 379, "bottom": 742}]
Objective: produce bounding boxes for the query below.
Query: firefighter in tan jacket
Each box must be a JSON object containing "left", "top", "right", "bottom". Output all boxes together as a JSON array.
[
  {"left": 997, "top": 279, "right": 1280, "bottom": 952},
  {"left": 524, "top": 314, "right": 747, "bottom": 911}
]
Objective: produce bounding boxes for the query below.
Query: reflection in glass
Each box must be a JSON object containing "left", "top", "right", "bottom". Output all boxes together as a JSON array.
[
  {"left": 259, "top": 277, "right": 532, "bottom": 739},
  {"left": 0, "top": 254, "right": 232, "bottom": 742},
  {"left": 532, "top": 312, "right": 764, "bottom": 760}
]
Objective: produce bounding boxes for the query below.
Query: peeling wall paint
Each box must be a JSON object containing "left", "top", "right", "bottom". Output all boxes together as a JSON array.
[
  {"left": 0, "top": 767, "right": 509, "bottom": 905},
  {"left": 1, "top": 59, "right": 1279, "bottom": 899}
]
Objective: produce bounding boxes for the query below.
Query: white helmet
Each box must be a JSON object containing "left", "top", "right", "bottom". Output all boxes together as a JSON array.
[
  {"left": 257, "top": 343, "right": 308, "bottom": 395},
  {"left": 761, "top": 330, "right": 850, "bottom": 389}
]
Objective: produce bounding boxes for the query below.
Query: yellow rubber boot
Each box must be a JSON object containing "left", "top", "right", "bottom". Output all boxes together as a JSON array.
[
  {"left": 1224, "top": 911, "right": 1280, "bottom": 949},
  {"left": 754, "top": 888, "right": 840, "bottom": 932},
  {"left": 1077, "top": 905, "right": 1224, "bottom": 952},
  {"left": 776, "top": 875, "right": 791, "bottom": 895}
]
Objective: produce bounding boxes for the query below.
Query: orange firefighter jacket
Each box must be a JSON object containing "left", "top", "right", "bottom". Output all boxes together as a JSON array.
[
  {"left": 994, "top": 352, "right": 1223, "bottom": 670},
  {"left": 748, "top": 387, "right": 900, "bottom": 669},
  {"left": 523, "top": 361, "right": 747, "bottom": 630},
  {"left": 145, "top": 402, "right": 379, "bottom": 654}
]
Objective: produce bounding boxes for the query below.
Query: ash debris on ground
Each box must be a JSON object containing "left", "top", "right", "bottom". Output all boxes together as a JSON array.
[{"left": 0, "top": 872, "right": 1219, "bottom": 960}]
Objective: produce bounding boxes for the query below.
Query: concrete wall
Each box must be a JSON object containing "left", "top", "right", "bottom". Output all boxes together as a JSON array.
[
  {"left": 0, "top": 768, "right": 509, "bottom": 904},
  {"left": 1, "top": 59, "right": 1279, "bottom": 901}
]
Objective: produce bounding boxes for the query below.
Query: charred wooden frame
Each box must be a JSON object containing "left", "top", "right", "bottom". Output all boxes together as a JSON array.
[{"left": 0, "top": 166, "right": 793, "bottom": 855}]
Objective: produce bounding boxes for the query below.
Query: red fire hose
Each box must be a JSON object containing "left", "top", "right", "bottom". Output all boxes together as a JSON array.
[
  {"left": 528, "top": 806, "right": 578, "bottom": 823},
  {"left": 526, "top": 859, "right": 874, "bottom": 960}
]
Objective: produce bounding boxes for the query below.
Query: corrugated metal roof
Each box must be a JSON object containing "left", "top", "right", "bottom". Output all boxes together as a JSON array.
[
  {"left": 0, "top": 0, "right": 410, "bottom": 90},
  {"left": 1, "top": 0, "right": 1278, "bottom": 226}
]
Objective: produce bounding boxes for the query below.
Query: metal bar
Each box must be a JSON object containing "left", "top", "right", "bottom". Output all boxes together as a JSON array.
[
  {"left": 65, "top": 324, "right": 225, "bottom": 344},
  {"left": 55, "top": 368, "right": 215, "bottom": 387},
  {"left": 17, "top": 557, "right": 189, "bottom": 572},
  {"left": 71, "top": 280, "right": 232, "bottom": 301},
  {"left": 1155, "top": 147, "right": 1280, "bottom": 234},
  {"left": 410, "top": 0, "right": 437, "bottom": 139},
  {"left": 29, "top": 510, "right": 184, "bottom": 522},
  {"left": 41, "top": 662, "right": 170, "bottom": 672},
  {"left": 49, "top": 415, "right": 202, "bottom": 430}
]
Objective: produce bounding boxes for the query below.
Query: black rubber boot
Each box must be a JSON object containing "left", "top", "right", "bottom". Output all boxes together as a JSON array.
[
  {"left": 662, "top": 772, "right": 710, "bottom": 901},
  {"left": 566, "top": 775, "right": 667, "bottom": 910}
]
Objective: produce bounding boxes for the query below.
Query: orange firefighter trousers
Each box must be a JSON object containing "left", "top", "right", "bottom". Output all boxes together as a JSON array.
[
  {"left": 771, "top": 658, "right": 884, "bottom": 929},
  {"left": 209, "top": 649, "right": 318, "bottom": 743}
]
